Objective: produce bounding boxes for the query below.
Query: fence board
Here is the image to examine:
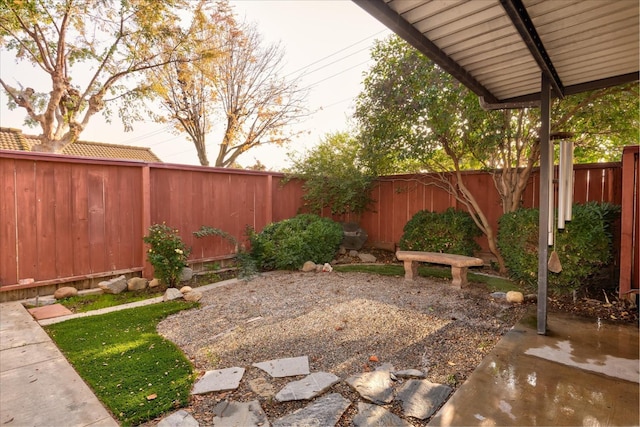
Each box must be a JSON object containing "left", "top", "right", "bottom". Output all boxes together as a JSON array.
[
  {"left": 0, "top": 159, "right": 17, "bottom": 285},
  {"left": 71, "top": 165, "right": 91, "bottom": 276},
  {"left": 54, "top": 164, "right": 74, "bottom": 279}
]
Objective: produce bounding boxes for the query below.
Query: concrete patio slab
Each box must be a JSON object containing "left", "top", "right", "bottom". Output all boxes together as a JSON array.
[
  {"left": 428, "top": 310, "right": 640, "bottom": 426},
  {"left": 28, "top": 303, "right": 73, "bottom": 320},
  {"left": 212, "top": 400, "right": 270, "bottom": 427}
]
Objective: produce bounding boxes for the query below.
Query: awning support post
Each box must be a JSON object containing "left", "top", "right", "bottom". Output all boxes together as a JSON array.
[{"left": 537, "top": 73, "right": 552, "bottom": 334}]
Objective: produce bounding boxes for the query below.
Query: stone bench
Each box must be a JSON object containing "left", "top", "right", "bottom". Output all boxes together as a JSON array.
[{"left": 395, "top": 250, "right": 484, "bottom": 288}]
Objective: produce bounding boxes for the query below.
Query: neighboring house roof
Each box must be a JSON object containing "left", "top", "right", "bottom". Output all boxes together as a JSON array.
[{"left": 0, "top": 127, "right": 161, "bottom": 162}]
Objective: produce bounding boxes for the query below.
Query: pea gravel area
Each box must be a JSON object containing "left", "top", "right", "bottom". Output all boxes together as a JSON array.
[{"left": 149, "top": 270, "right": 528, "bottom": 426}]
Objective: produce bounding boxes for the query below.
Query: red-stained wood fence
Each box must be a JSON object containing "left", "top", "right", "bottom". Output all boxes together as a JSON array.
[{"left": 0, "top": 149, "right": 632, "bottom": 301}]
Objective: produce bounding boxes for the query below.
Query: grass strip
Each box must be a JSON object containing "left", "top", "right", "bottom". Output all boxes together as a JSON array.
[
  {"left": 59, "top": 290, "right": 164, "bottom": 313},
  {"left": 45, "top": 301, "right": 198, "bottom": 426},
  {"left": 334, "top": 264, "right": 520, "bottom": 292}
]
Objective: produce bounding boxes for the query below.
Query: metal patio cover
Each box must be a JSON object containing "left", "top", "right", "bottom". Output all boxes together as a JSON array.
[
  {"left": 352, "top": 0, "right": 639, "bottom": 108},
  {"left": 353, "top": 0, "right": 639, "bottom": 334}
]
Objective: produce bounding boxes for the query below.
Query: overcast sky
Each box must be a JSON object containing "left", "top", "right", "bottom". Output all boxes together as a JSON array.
[{"left": 0, "top": 1, "right": 391, "bottom": 170}]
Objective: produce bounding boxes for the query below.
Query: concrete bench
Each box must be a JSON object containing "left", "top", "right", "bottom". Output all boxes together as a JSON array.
[{"left": 395, "top": 250, "right": 484, "bottom": 288}]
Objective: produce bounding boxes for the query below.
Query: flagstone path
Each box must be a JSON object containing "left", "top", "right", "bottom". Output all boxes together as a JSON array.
[{"left": 158, "top": 355, "right": 452, "bottom": 426}]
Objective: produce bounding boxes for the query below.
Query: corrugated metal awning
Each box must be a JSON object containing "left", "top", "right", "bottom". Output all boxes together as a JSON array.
[{"left": 353, "top": 0, "right": 639, "bottom": 108}]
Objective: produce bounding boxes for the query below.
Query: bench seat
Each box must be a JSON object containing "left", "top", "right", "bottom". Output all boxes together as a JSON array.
[{"left": 395, "top": 250, "right": 484, "bottom": 288}]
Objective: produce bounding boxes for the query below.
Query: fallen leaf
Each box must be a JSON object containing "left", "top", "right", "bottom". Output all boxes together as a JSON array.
[
  {"left": 334, "top": 326, "right": 344, "bottom": 331},
  {"left": 363, "top": 364, "right": 371, "bottom": 372},
  {"left": 146, "top": 394, "right": 157, "bottom": 401},
  {"left": 369, "top": 355, "right": 379, "bottom": 362},
  {"left": 447, "top": 361, "right": 456, "bottom": 366}
]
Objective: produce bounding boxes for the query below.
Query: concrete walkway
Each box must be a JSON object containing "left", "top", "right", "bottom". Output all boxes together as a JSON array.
[{"left": 0, "top": 301, "right": 119, "bottom": 426}]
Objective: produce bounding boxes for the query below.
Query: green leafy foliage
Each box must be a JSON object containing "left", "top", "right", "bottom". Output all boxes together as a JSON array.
[
  {"left": 498, "top": 203, "right": 620, "bottom": 294},
  {"left": 143, "top": 224, "right": 190, "bottom": 287},
  {"left": 45, "top": 301, "right": 197, "bottom": 426},
  {"left": 399, "top": 208, "right": 481, "bottom": 256},
  {"left": 249, "top": 214, "right": 343, "bottom": 270},
  {"left": 287, "top": 131, "right": 375, "bottom": 216}
]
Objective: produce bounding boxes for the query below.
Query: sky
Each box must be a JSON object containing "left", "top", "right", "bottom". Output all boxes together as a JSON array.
[{"left": 0, "top": 1, "right": 391, "bottom": 171}]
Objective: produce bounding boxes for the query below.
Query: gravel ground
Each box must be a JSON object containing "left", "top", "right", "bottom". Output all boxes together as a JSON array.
[{"left": 149, "top": 270, "right": 528, "bottom": 426}]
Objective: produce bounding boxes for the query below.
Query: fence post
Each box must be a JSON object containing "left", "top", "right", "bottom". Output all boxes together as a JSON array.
[
  {"left": 266, "top": 174, "right": 273, "bottom": 225},
  {"left": 141, "top": 165, "right": 153, "bottom": 279},
  {"left": 619, "top": 146, "right": 639, "bottom": 300}
]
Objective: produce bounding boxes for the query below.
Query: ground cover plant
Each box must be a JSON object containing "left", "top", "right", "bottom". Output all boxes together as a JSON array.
[{"left": 45, "top": 301, "right": 198, "bottom": 426}]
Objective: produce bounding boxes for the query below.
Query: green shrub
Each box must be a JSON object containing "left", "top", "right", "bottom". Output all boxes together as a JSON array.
[
  {"left": 143, "top": 223, "right": 190, "bottom": 287},
  {"left": 498, "top": 202, "right": 620, "bottom": 294},
  {"left": 398, "top": 208, "right": 481, "bottom": 256},
  {"left": 249, "top": 214, "right": 343, "bottom": 270}
]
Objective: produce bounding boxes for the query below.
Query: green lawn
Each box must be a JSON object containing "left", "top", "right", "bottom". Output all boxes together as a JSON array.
[{"left": 45, "top": 301, "right": 198, "bottom": 426}]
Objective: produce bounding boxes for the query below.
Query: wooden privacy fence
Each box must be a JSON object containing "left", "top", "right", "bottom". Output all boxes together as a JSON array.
[{"left": 0, "top": 149, "right": 629, "bottom": 301}]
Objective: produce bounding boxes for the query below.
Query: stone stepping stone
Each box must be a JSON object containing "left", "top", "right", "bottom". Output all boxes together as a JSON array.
[
  {"left": 275, "top": 372, "right": 340, "bottom": 402},
  {"left": 28, "top": 304, "right": 73, "bottom": 320},
  {"left": 253, "top": 356, "right": 310, "bottom": 378},
  {"left": 395, "top": 379, "right": 452, "bottom": 420},
  {"left": 191, "top": 367, "right": 245, "bottom": 395},
  {"left": 272, "top": 393, "right": 351, "bottom": 427},
  {"left": 157, "top": 409, "right": 199, "bottom": 427},
  {"left": 345, "top": 369, "right": 394, "bottom": 404},
  {"left": 212, "top": 400, "right": 270, "bottom": 427},
  {"left": 352, "top": 402, "right": 412, "bottom": 427}
]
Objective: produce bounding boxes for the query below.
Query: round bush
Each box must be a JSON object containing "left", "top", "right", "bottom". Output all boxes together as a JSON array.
[
  {"left": 498, "top": 202, "right": 619, "bottom": 294},
  {"left": 249, "top": 214, "right": 343, "bottom": 270},
  {"left": 398, "top": 208, "right": 481, "bottom": 256}
]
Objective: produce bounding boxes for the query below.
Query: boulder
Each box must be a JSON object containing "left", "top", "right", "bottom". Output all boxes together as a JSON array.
[
  {"left": 341, "top": 222, "right": 368, "bottom": 250},
  {"left": 184, "top": 290, "right": 203, "bottom": 302},
  {"left": 180, "top": 286, "right": 193, "bottom": 293},
  {"left": 163, "top": 288, "right": 183, "bottom": 301},
  {"left": 179, "top": 267, "right": 194, "bottom": 282},
  {"left": 98, "top": 275, "right": 127, "bottom": 294},
  {"left": 301, "top": 261, "right": 316, "bottom": 272},
  {"left": 358, "top": 253, "right": 377, "bottom": 263},
  {"left": 54, "top": 286, "right": 78, "bottom": 299},
  {"left": 148, "top": 278, "right": 160, "bottom": 288},
  {"left": 127, "top": 277, "right": 148, "bottom": 291},
  {"left": 506, "top": 291, "right": 524, "bottom": 304}
]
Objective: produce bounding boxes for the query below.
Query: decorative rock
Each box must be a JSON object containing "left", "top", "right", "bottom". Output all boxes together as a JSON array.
[
  {"left": 212, "top": 400, "right": 269, "bottom": 427},
  {"left": 302, "top": 261, "right": 316, "bottom": 272},
  {"left": 395, "top": 379, "right": 452, "bottom": 420},
  {"left": 163, "top": 288, "right": 183, "bottom": 301},
  {"left": 349, "top": 250, "right": 359, "bottom": 257},
  {"left": 127, "top": 277, "right": 148, "bottom": 291},
  {"left": 98, "top": 275, "right": 127, "bottom": 294},
  {"left": 180, "top": 267, "right": 194, "bottom": 282},
  {"left": 490, "top": 292, "right": 507, "bottom": 299},
  {"left": 273, "top": 393, "right": 351, "bottom": 427},
  {"left": 346, "top": 369, "right": 394, "bottom": 404},
  {"left": 192, "top": 367, "right": 245, "bottom": 395},
  {"left": 157, "top": 409, "right": 199, "bottom": 427},
  {"left": 180, "top": 286, "right": 193, "bottom": 293},
  {"left": 525, "top": 293, "right": 537, "bottom": 302},
  {"left": 394, "top": 369, "right": 426, "bottom": 379},
  {"left": 322, "top": 263, "right": 333, "bottom": 272},
  {"left": 253, "top": 356, "right": 310, "bottom": 378},
  {"left": 358, "top": 253, "right": 377, "bottom": 263},
  {"left": 506, "top": 291, "right": 524, "bottom": 304},
  {"left": 184, "top": 290, "right": 203, "bottom": 302},
  {"left": 248, "top": 378, "right": 276, "bottom": 398},
  {"left": 149, "top": 278, "right": 160, "bottom": 288},
  {"left": 53, "top": 286, "right": 78, "bottom": 299},
  {"left": 338, "top": 247, "right": 347, "bottom": 255},
  {"left": 341, "top": 222, "right": 368, "bottom": 250},
  {"left": 275, "top": 372, "right": 340, "bottom": 402},
  {"left": 352, "top": 402, "right": 412, "bottom": 427}
]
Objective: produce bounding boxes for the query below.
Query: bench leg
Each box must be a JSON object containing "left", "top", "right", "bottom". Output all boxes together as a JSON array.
[
  {"left": 403, "top": 260, "right": 418, "bottom": 281},
  {"left": 451, "top": 266, "right": 468, "bottom": 288}
]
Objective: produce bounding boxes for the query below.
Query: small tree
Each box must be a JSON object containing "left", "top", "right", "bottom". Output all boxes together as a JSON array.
[
  {"left": 0, "top": 0, "right": 202, "bottom": 152},
  {"left": 287, "top": 131, "right": 375, "bottom": 219},
  {"left": 143, "top": 224, "right": 190, "bottom": 287}
]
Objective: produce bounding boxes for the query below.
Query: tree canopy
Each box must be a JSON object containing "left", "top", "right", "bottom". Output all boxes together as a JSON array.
[
  {"left": 354, "top": 35, "right": 638, "bottom": 271},
  {"left": 0, "top": 0, "right": 202, "bottom": 152}
]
